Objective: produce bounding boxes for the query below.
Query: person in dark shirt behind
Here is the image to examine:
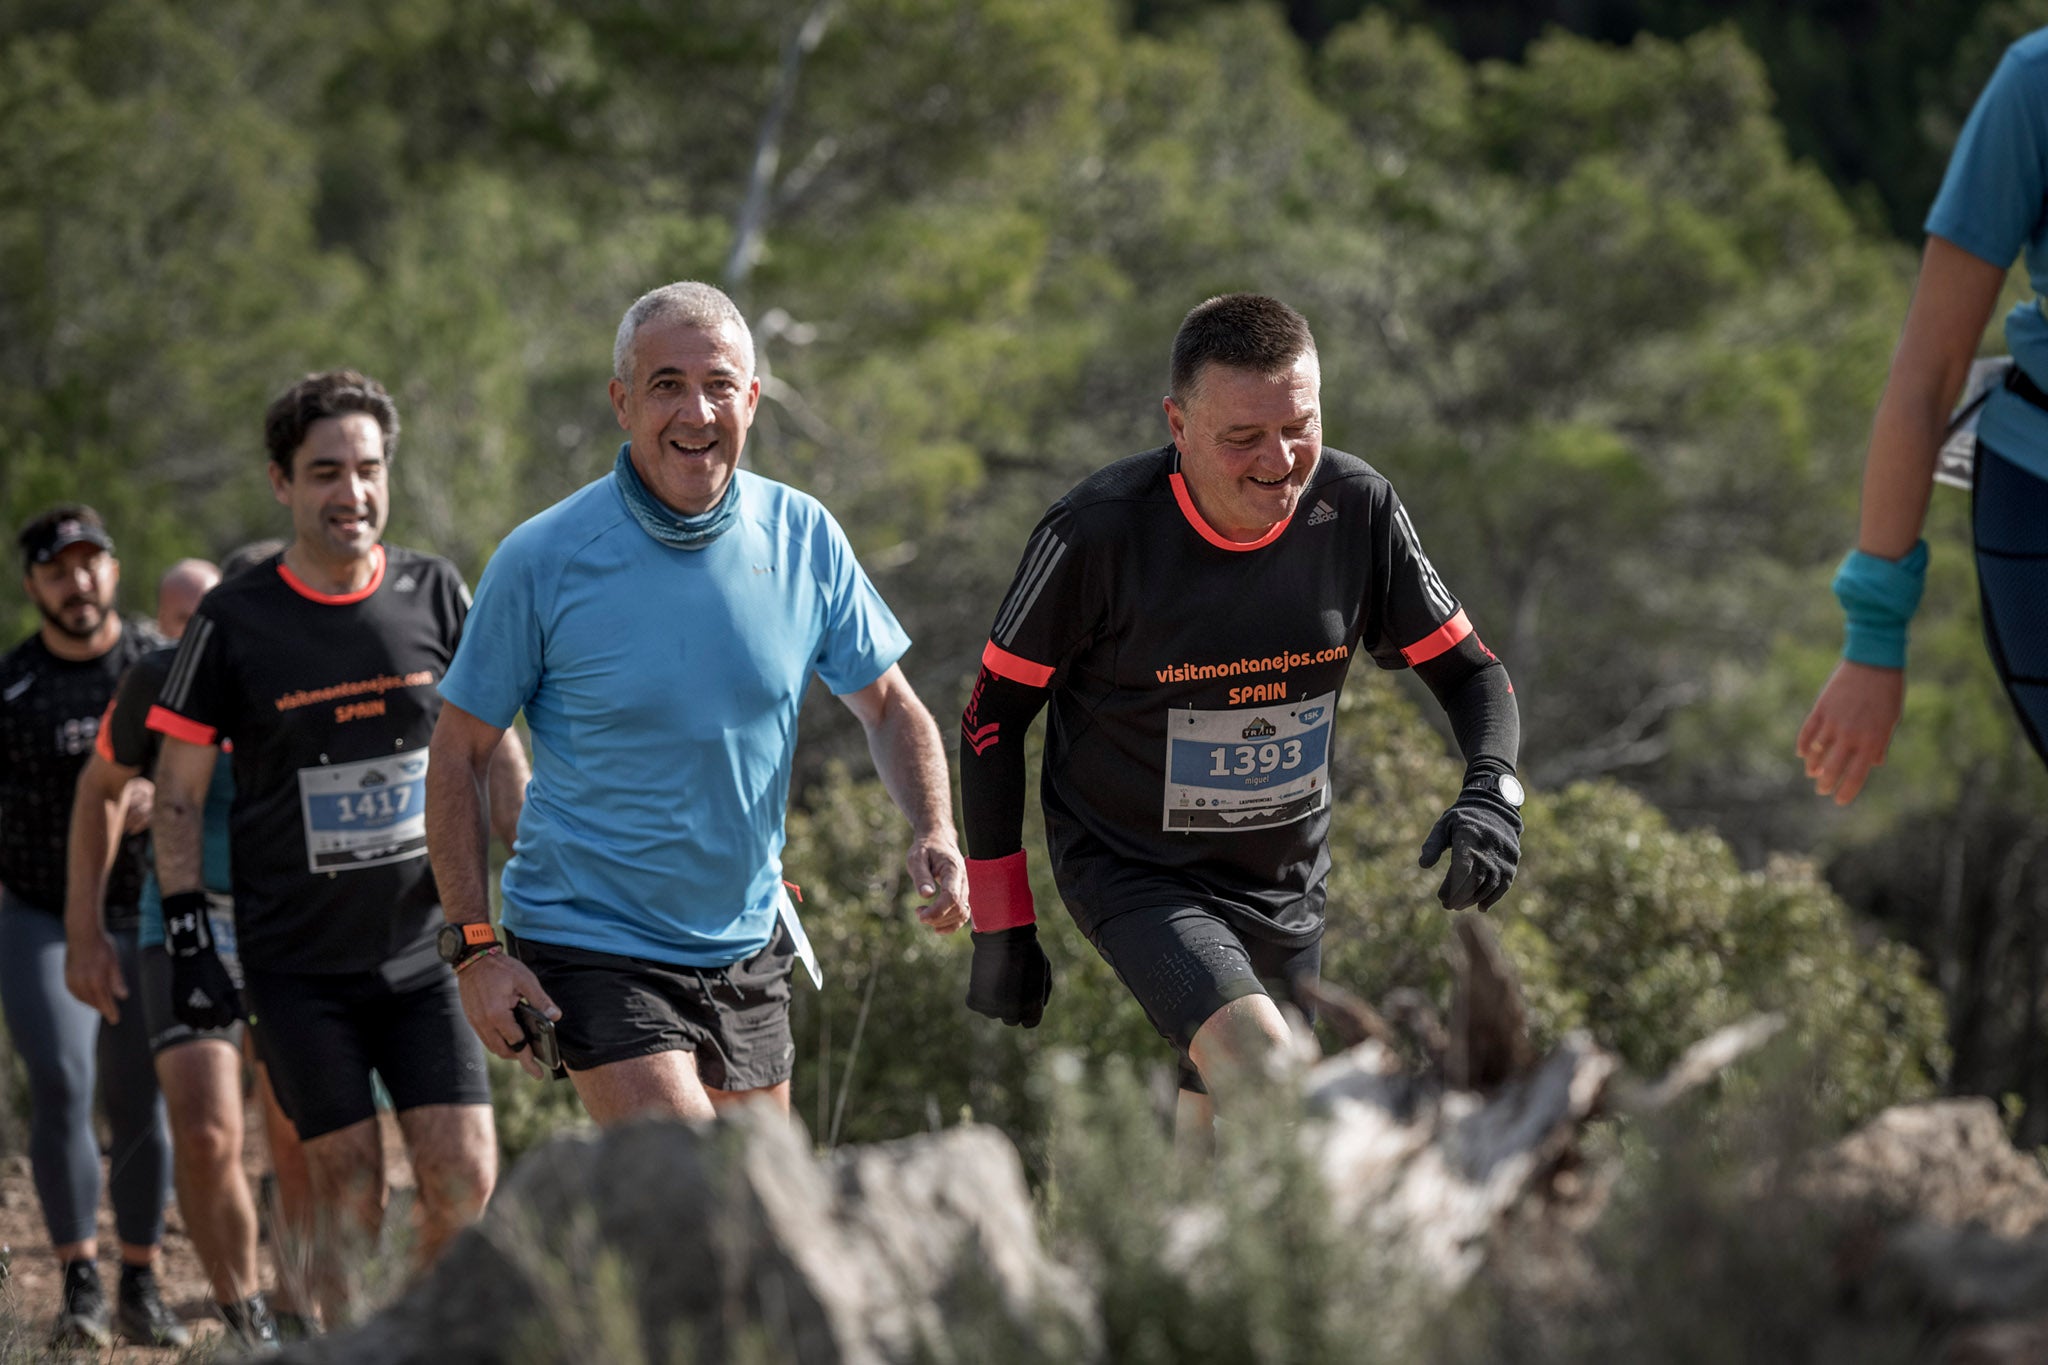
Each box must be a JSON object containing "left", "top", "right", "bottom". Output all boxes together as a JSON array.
[{"left": 0, "top": 505, "right": 182, "bottom": 1349}]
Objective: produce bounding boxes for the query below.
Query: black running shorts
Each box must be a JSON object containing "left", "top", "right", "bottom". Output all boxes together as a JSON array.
[
  {"left": 241, "top": 960, "right": 491, "bottom": 1141},
  {"left": 507, "top": 923, "right": 797, "bottom": 1092},
  {"left": 1088, "top": 903, "right": 1322, "bottom": 1094},
  {"left": 1974, "top": 440, "right": 2048, "bottom": 768},
  {"left": 139, "top": 945, "right": 244, "bottom": 1056}
]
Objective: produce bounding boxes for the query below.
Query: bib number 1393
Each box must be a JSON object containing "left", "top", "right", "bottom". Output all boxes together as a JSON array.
[
  {"left": 1206, "top": 738, "right": 1306, "bottom": 778},
  {"left": 1162, "top": 691, "right": 1334, "bottom": 833}
]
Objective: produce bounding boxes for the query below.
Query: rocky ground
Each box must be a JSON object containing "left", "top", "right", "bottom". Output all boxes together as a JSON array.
[{"left": 0, "top": 1114, "right": 413, "bottom": 1362}]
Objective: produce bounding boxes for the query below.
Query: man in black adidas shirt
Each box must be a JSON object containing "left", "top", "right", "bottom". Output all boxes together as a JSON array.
[
  {"left": 959, "top": 295, "right": 1523, "bottom": 1135},
  {"left": 149, "top": 371, "right": 528, "bottom": 1317},
  {"left": 0, "top": 505, "right": 182, "bottom": 1348},
  {"left": 67, "top": 542, "right": 313, "bottom": 1346}
]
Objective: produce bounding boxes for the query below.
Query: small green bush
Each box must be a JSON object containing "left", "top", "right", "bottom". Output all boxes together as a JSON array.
[{"left": 784, "top": 673, "right": 1946, "bottom": 1162}]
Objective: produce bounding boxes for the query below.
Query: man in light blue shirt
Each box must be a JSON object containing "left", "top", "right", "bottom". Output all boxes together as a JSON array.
[{"left": 426, "top": 281, "right": 967, "bottom": 1125}]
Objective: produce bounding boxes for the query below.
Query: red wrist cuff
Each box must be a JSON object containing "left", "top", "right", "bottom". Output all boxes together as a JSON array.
[{"left": 966, "top": 852, "right": 1037, "bottom": 933}]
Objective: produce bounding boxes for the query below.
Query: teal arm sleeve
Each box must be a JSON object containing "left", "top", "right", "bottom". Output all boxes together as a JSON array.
[{"left": 1832, "top": 540, "right": 1930, "bottom": 669}]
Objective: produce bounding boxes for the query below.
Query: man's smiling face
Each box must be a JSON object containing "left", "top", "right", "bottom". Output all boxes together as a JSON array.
[
  {"left": 1164, "top": 352, "right": 1323, "bottom": 542},
  {"left": 270, "top": 412, "right": 389, "bottom": 567},
  {"left": 609, "top": 316, "right": 761, "bottom": 516}
]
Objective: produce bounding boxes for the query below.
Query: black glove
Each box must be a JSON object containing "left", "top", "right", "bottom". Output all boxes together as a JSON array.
[
  {"left": 1418, "top": 785, "right": 1522, "bottom": 911},
  {"left": 163, "top": 891, "right": 242, "bottom": 1030},
  {"left": 966, "top": 925, "right": 1052, "bottom": 1028}
]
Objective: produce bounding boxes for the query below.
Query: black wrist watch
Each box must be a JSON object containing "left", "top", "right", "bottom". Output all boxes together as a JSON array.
[
  {"left": 437, "top": 921, "right": 500, "bottom": 967},
  {"left": 1470, "top": 772, "right": 1526, "bottom": 808}
]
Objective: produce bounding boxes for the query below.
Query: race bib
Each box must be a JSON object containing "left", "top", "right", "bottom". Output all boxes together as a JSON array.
[
  {"left": 1162, "top": 691, "right": 1334, "bottom": 832},
  {"left": 296, "top": 751, "right": 430, "bottom": 873}
]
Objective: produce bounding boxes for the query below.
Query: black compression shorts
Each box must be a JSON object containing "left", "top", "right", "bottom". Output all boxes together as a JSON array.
[
  {"left": 242, "top": 962, "right": 490, "bottom": 1140},
  {"left": 139, "top": 946, "right": 244, "bottom": 1056},
  {"left": 1088, "top": 903, "right": 1321, "bottom": 1095},
  {"left": 508, "top": 924, "right": 797, "bottom": 1091}
]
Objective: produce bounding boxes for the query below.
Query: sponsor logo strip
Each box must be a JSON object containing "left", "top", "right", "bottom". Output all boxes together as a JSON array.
[
  {"left": 273, "top": 671, "right": 434, "bottom": 713},
  {"left": 1154, "top": 644, "right": 1349, "bottom": 684}
]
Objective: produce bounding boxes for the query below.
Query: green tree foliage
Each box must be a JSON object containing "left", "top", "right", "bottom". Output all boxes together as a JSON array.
[
  {"left": 1149, "top": 0, "right": 2012, "bottom": 247},
  {"left": 0, "top": 0, "right": 1978, "bottom": 1140}
]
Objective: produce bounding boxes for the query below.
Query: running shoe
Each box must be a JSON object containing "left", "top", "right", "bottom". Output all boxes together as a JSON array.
[
  {"left": 48, "top": 1259, "right": 109, "bottom": 1349},
  {"left": 114, "top": 1265, "right": 191, "bottom": 1348},
  {"left": 221, "top": 1292, "right": 281, "bottom": 1351}
]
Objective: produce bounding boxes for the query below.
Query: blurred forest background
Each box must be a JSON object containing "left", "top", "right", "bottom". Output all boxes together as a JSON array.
[{"left": 4, "top": 0, "right": 2047, "bottom": 1153}]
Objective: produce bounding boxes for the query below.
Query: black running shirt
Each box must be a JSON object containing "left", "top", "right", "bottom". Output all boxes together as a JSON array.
[
  {"left": 969, "top": 446, "right": 1473, "bottom": 944},
  {"left": 0, "top": 623, "right": 158, "bottom": 922},
  {"left": 147, "top": 547, "right": 469, "bottom": 974}
]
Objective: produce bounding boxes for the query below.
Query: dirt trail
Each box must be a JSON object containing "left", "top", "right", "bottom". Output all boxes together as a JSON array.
[{"left": 0, "top": 1113, "right": 413, "bottom": 1360}]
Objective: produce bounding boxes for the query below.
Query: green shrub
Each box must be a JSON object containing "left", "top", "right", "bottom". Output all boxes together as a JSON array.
[
  {"left": 1321, "top": 677, "right": 1947, "bottom": 1129},
  {"left": 784, "top": 671, "right": 1946, "bottom": 1166}
]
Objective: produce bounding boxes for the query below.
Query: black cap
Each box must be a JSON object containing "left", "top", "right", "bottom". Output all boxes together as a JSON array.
[{"left": 19, "top": 507, "right": 115, "bottom": 571}]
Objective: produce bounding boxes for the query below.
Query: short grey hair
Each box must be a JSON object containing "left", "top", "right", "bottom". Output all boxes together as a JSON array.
[{"left": 613, "top": 282, "right": 756, "bottom": 384}]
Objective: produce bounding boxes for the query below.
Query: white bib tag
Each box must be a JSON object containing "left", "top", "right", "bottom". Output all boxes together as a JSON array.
[
  {"left": 777, "top": 883, "right": 824, "bottom": 990},
  {"left": 296, "top": 752, "right": 430, "bottom": 873},
  {"left": 1162, "top": 691, "right": 1334, "bottom": 832}
]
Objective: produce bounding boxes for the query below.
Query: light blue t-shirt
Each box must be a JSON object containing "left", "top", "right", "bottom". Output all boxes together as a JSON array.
[
  {"left": 1926, "top": 28, "right": 2048, "bottom": 478},
  {"left": 439, "top": 465, "right": 910, "bottom": 966}
]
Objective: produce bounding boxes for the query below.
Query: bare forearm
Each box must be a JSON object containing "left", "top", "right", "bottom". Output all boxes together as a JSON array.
[
  {"left": 1855, "top": 382, "right": 1952, "bottom": 559},
  {"left": 485, "top": 729, "right": 530, "bottom": 849},
  {"left": 866, "top": 692, "right": 954, "bottom": 837},
  {"left": 153, "top": 792, "right": 205, "bottom": 894},
  {"left": 425, "top": 759, "right": 494, "bottom": 926},
  {"left": 64, "top": 780, "right": 123, "bottom": 940},
  {"left": 1857, "top": 235, "right": 2009, "bottom": 559}
]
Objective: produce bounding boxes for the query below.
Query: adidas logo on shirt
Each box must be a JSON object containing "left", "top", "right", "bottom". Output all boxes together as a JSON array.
[
  {"left": 394, "top": 573, "right": 419, "bottom": 592},
  {"left": 1306, "top": 500, "right": 1337, "bottom": 527}
]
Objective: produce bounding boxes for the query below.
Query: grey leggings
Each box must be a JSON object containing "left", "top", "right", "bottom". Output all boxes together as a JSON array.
[{"left": 0, "top": 893, "right": 169, "bottom": 1248}]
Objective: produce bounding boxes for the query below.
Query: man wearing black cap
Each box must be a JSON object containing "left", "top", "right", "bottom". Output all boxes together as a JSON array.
[{"left": 0, "top": 505, "right": 183, "bottom": 1348}]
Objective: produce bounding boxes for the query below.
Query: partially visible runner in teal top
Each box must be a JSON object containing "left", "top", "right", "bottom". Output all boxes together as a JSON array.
[
  {"left": 438, "top": 458, "right": 909, "bottom": 966},
  {"left": 1801, "top": 28, "right": 2048, "bottom": 806},
  {"left": 1925, "top": 27, "right": 2048, "bottom": 479}
]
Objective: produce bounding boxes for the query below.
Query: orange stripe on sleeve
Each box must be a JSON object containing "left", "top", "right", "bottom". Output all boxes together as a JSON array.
[
  {"left": 145, "top": 705, "right": 217, "bottom": 747},
  {"left": 981, "top": 640, "right": 1055, "bottom": 688},
  {"left": 1399, "top": 608, "right": 1472, "bottom": 666},
  {"left": 94, "top": 698, "right": 118, "bottom": 762}
]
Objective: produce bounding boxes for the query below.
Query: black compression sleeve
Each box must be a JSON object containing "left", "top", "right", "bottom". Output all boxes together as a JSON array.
[
  {"left": 959, "top": 667, "right": 1050, "bottom": 859},
  {"left": 1412, "top": 634, "right": 1520, "bottom": 779}
]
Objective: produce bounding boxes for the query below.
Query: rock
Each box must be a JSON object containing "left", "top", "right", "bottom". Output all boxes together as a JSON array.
[
  {"left": 1804, "top": 1099, "right": 2048, "bottom": 1238},
  {"left": 1936, "top": 1316, "right": 2048, "bottom": 1365},
  {"left": 1305, "top": 1031, "right": 1618, "bottom": 1291},
  {"left": 272, "top": 1113, "right": 1095, "bottom": 1365},
  {"left": 1877, "top": 1222, "right": 2048, "bottom": 1319}
]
